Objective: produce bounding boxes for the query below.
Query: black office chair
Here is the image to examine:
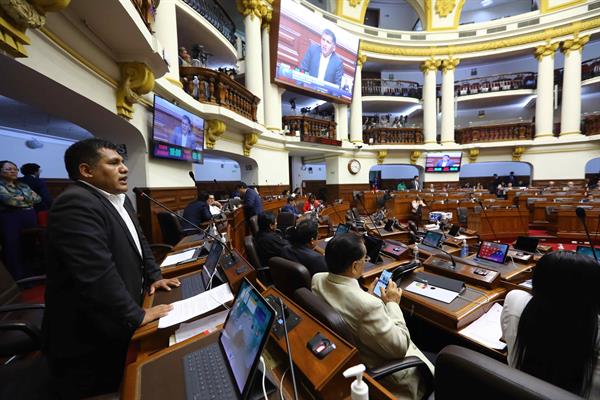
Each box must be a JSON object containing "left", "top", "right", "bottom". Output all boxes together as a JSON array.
[
  {"left": 243, "top": 235, "right": 272, "bottom": 285},
  {"left": 156, "top": 212, "right": 184, "bottom": 246},
  {"left": 456, "top": 206, "right": 468, "bottom": 226},
  {"left": 268, "top": 257, "right": 310, "bottom": 298},
  {"left": 248, "top": 215, "right": 259, "bottom": 237},
  {"left": 276, "top": 212, "right": 296, "bottom": 234},
  {"left": 0, "top": 354, "right": 51, "bottom": 399},
  {"left": 293, "top": 288, "right": 433, "bottom": 385},
  {"left": 432, "top": 345, "right": 584, "bottom": 400}
]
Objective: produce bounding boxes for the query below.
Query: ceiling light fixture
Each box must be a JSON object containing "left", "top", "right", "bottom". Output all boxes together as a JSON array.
[{"left": 481, "top": 0, "right": 493, "bottom": 7}]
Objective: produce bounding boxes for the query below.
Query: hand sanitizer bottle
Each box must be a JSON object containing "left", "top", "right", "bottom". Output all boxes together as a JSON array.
[
  {"left": 343, "top": 364, "right": 368, "bottom": 400},
  {"left": 461, "top": 239, "right": 469, "bottom": 258}
]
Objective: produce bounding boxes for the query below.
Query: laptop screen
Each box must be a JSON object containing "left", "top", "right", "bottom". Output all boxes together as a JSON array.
[
  {"left": 477, "top": 241, "right": 509, "bottom": 264},
  {"left": 514, "top": 236, "right": 539, "bottom": 253},
  {"left": 576, "top": 245, "right": 600, "bottom": 261},
  {"left": 335, "top": 224, "right": 350, "bottom": 235},
  {"left": 363, "top": 235, "right": 384, "bottom": 263},
  {"left": 448, "top": 224, "right": 460, "bottom": 237},
  {"left": 220, "top": 280, "right": 275, "bottom": 395},
  {"left": 422, "top": 231, "right": 443, "bottom": 248}
]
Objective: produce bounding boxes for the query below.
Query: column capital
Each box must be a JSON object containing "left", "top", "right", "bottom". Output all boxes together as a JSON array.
[
  {"left": 236, "top": 0, "right": 264, "bottom": 20},
  {"left": 441, "top": 57, "right": 460, "bottom": 73},
  {"left": 357, "top": 51, "right": 367, "bottom": 67},
  {"left": 420, "top": 58, "right": 441, "bottom": 73},
  {"left": 261, "top": 6, "right": 272, "bottom": 30},
  {"left": 116, "top": 62, "right": 154, "bottom": 119},
  {"left": 561, "top": 34, "right": 590, "bottom": 55},
  {"left": 534, "top": 42, "right": 559, "bottom": 60}
]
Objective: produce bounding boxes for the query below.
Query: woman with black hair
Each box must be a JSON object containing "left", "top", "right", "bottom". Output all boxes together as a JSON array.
[{"left": 501, "top": 251, "right": 600, "bottom": 398}]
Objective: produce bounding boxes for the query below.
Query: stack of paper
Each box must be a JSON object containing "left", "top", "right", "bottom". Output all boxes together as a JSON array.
[
  {"left": 459, "top": 303, "right": 507, "bottom": 350},
  {"left": 160, "top": 248, "right": 197, "bottom": 268},
  {"left": 158, "top": 284, "right": 233, "bottom": 328},
  {"left": 173, "top": 310, "right": 229, "bottom": 345}
]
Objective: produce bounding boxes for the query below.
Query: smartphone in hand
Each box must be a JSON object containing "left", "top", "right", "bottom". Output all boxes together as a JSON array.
[{"left": 373, "top": 270, "right": 393, "bottom": 297}]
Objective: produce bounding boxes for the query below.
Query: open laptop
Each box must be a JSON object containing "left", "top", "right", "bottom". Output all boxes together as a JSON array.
[
  {"left": 182, "top": 279, "right": 275, "bottom": 400},
  {"left": 448, "top": 224, "right": 460, "bottom": 237},
  {"left": 474, "top": 241, "right": 510, "bottom": 269},
  {"left": 180, "top": 243, "right": 225, "bottom": 299},
  {"left": 513, "top": 236, "right": 539, "bottom": 254},
  {"left": 576, "top": 245, "right": 600, "bottom": 262}
]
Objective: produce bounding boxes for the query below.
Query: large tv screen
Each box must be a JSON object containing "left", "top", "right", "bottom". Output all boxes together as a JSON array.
[
  {"left": 425, "top": 152, "right": 462, "bottom": 173},
  {"left": 152, "top": 95, "right": 204, "bottom": 163},
  {"left": 272, "top": 0, "right": 359, "bottom": 103}
]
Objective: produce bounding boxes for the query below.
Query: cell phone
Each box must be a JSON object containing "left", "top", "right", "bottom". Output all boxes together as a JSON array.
[{"left": 373, "top": 270, "right": 393, "bottom": 297}]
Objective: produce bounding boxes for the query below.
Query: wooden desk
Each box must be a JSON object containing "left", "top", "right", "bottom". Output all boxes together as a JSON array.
[
  {"left": 320, "top": 202, "right": 350, "bottom": 227},
  {"left": 465, "top": 254, "right": 534, "bottom": 282},
  {"left": 172, "top": 233, "right": 204, "bottom": 252},
  {"left": 468, "top": 208, "right": 528, "bottom": 241},
  {"left": 365, "top": 222, "right": 409, "bottom": 242}
]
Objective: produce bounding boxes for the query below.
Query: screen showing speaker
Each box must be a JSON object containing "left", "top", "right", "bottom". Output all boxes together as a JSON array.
[{"left": 425, "top": 152, "right": 462, "bottom": 173}]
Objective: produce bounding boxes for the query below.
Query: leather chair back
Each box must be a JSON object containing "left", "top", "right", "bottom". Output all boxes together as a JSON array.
[
  {"left": 244, "top": 235, "right": 271, "bottom": 285},
  {"left": 249, "top": 215, "right": 259, "bottom": 236},
  {"left": 456, "top": 207, "right": 468, "bottom": 226},
  {"left": 157, "top": 212, "right": 183, "bottom": 246},
  {"left": 277, "top": 212, "right": 296, "bottom": 233},
  {"left": 0, "top": 261, "right": 19, "bottom": 305},
  {"left": 293, "top": 288, "right": 356, "bottom": 346},
  {"left": 268, "top": 257, "right": 310, "bottom": 297},
  {"left": 434, "top": 345, "right": 584, "bottom": 400}
]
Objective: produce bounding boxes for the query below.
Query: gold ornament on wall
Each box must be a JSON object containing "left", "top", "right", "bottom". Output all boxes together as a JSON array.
[
  {"left": 435, "top": 0, "right": 457, "bottom": 18},
  {"left": 205, "top": 120, "right": 226, "bottom": 150},
  {"left": 357, "top": 51, "right": 367, "bottom": 67},
  {"left": 376, "top": 150, "right": 387, "bottom": 164},
  {"left": 468, "top": 148, "right": 479, "bottom": 163},
  {"left": 116, "top": 62, "right": 155, "bottom": 119},
  {"left": 348, "top": 0, "right": 363, "bottom": 7},
  {"left": 410, "top": 151, "right": 421, "bottom": 164},
  {"left": 561, "top": 33, "right": 589, "bottom": 54},
  {"left": 261, "top": 6, "right": 272, "bottom": 30},
  {"left": 243, "top": 132, "right": 259, "bottom": 156},
  {"left": 512, "top": 146, "right": 526, "bottom": 161}
]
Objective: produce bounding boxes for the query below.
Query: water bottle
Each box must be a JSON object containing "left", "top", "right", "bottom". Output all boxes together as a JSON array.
[
  {"left": 461, "top": 239, "right": 469, "bottom": 258},
  {"left": 413, "top": 243, "right": 420, "bottom": 264}
]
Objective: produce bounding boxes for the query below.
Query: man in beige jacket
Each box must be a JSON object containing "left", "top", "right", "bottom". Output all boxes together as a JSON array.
[{"left": 312, "top": 233, "right": 434, "bottom": 399}]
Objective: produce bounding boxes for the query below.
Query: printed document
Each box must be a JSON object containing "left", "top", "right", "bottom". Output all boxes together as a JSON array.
[{"left": 158, "top": 284, "right": 233, "bottom": 328}]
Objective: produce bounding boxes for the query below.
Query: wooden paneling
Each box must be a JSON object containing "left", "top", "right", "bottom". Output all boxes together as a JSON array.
[
  {"left": 45, "top": 178, "right": 73, "bottom": 200},
  {"left": 468, "top": 208, "right": 528, "bottom": 240}
]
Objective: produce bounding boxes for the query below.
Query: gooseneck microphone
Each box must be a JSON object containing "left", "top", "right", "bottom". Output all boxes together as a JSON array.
[
  {"left": 354, "top": 192, "right": 384, "bottom": 239},
  {"left": 188, "top": 170, "right": 196, "bottom": 183},
  {"left": 576, "top": 207, "right": 599, "bottom": 263},
  {"left": 476, "top": 198, "right": 500, "bottom": 243},
  {"left": 427, "top": 238, "right": 457, "bottom": 269}
]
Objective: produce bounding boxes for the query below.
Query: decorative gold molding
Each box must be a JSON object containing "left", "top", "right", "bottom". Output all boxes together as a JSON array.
[
  {"left": 425, "top": 0, "right": 466, "bottom": 31},
  {"left": 361, "top": 17, "right": 600, "bottom": 57},
  {"left": 540, "top": 0, "right": 585, "bottom": 14},
  {"left": 261, "top": 6, "right": 272, "bottom": 31},
  {"left": 534, "top": 41, "right": 559, "bottom": 60},
  {"left": 376, "top": 150, "right": 387, "bottom": 164},
  {"left": 420, "top": 57, "right": 441, "bottom": 72},
  {"left": 512, "top": 146, "right": 526, "bottom": 161},
  {"left": 236, "top": 0, "right": 263, "bottom": 20},
  {"left": 410, "top": 150, "right": 421, "bottom": 164},
  {"left": 435, "top": 0, "right": 456, "bottom": 18},
  {"left": 0, "top": 0, "right": 69, "bottom": 57},
  {"left": 561, "top": 33, "right": 589, "bottom": 55},
  {"left": 441, "top": 56, "right": 460, "bottom": 73},
  {"left": 468, "top": 148, "right": 479, "bottom": 163},
  {"left": 357, "top": 51, "right": 367, "bottom": 67},
  {"left": 243, "top": 132, "right": 259, "bottom": 156},
  {"left": 335, "top": 0, "right": 369, "bottom": 23},
  {"left": 205, "top": 119, "right": 226, "bottom": 150},
  {"left": 348, "top": 0, "right": 363, "bottom": 7},
  {"left": 116, "top": 62, "right": 155, "bottom": 119},
  {"left": 165, "top": 74, "right": 183, "bottom": 89}
]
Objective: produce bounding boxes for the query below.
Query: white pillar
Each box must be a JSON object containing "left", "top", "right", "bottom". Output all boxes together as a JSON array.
[
  {"left": 262, "top": 16, "right": 282, "bottom": 131},
  {"left": 153, "top": 0, "right": 181, "bottom": 87},
  {"left": 441, "top": 58, "right": 459, "bottom": 144},
  {"left": 349, "top": 54, "right": 366, "bottom": 143},
  {"left": 534, "top": 43, "right": 558, "bottom": 139},
  {"left": 334, "top": 103, "right": 348, "bottom": 141},
  {"left": 421, "top": 58, "right": 440, "bottom": 144},
  {"left": 240, "top": 7, "right": 264, "bottom": 124},
  {"left": 560, "top": 35, "right": 590, "bottom": 136}
]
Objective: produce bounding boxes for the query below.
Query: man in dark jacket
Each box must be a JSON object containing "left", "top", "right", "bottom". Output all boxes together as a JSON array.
[
  {"left": 281, "top": 218, "right": 327, "bottom": 276},
  {"left": 236, "top": 182, "right": 263, "bottom": 224},
  {"left": 18, "top": 162, "right": 52, "bottom": 211},
  {"left": 255, "top": 212, "right": 289, "bottom": 267},
  {"left": 182, "top": 190, "right": 212, "bottom": 231}
]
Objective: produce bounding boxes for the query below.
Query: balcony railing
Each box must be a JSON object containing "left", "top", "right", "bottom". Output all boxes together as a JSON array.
[
  {"left": 455, "top": 122, "right": 534, "bottom": 144},
  {"left": 455, "top": 72, "right": 537, "bottom": 97},
  {"left": 180, "top": 67, "right": 260, "bottom": 121},
  {"left": 583, "top": 115, "right": 600, "bottom": 136},
  {"left": 181, "top": 0, "right": 237, "bottom": 46},
  {"left": 130, "top": 0, "right": 157, "bottom": 30},
  {"left": 282, "top": 116, "right": 340, "bottom": 146},
  {"left": 582, "top": 57, "right": 600, "bottom": 81},
  {"left": 364, "top": 127, "right": 424, "bottom": 145},
  {"left": 362, "top": 79, "right": 422, "bottom": 98}
]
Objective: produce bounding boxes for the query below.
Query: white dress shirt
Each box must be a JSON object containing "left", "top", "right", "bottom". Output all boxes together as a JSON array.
[{"left": 317, "top": 52, "right": 332, "bottom": 81}]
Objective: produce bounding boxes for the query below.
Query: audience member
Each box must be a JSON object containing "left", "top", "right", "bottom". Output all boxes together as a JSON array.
[
  {"left": 303, "top": 193, "right": 320, "bottom": 213},
  {"left": 410, "top": 196, "right": 425, "bottom": 226},
  {"left": 182, "top": 190, "right": 212, "bottom": 230},
  {"left": 207, "top": 193, "right": 223, "bottom": 215},
  {"left": 396, "top": 181, "right": 407, "bottom": 191},
  {"left": 178, "top": 46, "right": 192, "bottom": 66},
  {"left": 428, "top": 183, "right": 435, "bottom": 193},
  {"left": 412, "top": 175, "right": 421, "bottom": 191},
  {"left": 236, "top": 182, "right": 263, "bottom": 224},
  {"left": 255, "top": 212, "right": 289, "bottom": 268},
  {"left": 18, "top": 162, "right": 52, "bottom": 211},
  {"left": 280, "top": 219, "right": 327, "bottom": 275},
  {"left": 0, "top": 160, "right": 41, "bottom": 279},
  {"left": 312, "top": 233, "right": 434, "bottom": 399},
  {"left": 281, "top": 196, "right": 302, "bottom": 217},
  {"left": 501, "top": 251, "right": 600, "bottom": 398}
]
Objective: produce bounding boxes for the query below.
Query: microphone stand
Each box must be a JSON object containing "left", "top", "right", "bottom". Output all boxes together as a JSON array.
[
  {"left": 476, "top": 199, "right": 500, "bottom": 243},
  {"left": 355, "top": 193, "right": 384, "bottom": 239},
  {"left": 576, "top": 207, "right": 599, "bottom": 263}
]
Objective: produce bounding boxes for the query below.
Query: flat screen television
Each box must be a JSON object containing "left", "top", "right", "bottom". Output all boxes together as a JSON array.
[
  {"left": 152, "top": 95, "right": 204, "bottom": 163},
  {"left": 271, "top": 0, "right": 360, "bottom": 103},
  {"left": 425, "top": 152, "right": 462, "bottom": 173}
]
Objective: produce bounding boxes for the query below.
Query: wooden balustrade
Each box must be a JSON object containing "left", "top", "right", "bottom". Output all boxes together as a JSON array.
[
  {"left": 363, "top": 127, "right": 424, "bottom": 145},
  {"left": 282, "top": 115, "right": 340, "bottom": 146},
  {"left": 455, "top": 122, "right": 533, "bottom": 144},
  {"left": 454, "top": 72, "right": 536, "bottom": 96},
  {"left": 583, "top": 115, "right": 600, "bottom": 136},
  {"left": 180, "top": 67, "right": 260, "bottom": 122},
  {"left": 361, "top": 78, "right": 422, "bottom": 98}
]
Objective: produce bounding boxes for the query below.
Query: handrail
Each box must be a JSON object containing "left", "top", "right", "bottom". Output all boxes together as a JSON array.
[
  {"left": 583, "top": 115, "right": 600, "bottom": 136},
  {"left": 362, "top": 78, "right": 422, "bottom": 98},
  {"left": 454, "top": 72, "right": 537, "bottom": 96},
  {"left": 363, "top": 127, "right": 424, "bottom": 145},
  {"left": 455, "top": 122, "right": 534, "bottom": 144},
  {"left": 181, "top": 0, "right": 237, "bottom": 46},
  {"left": 282, "top": 115, "right": 340, "bottom": 146},
  {"left": 582, "top": 56, "right": 600, "bottom": 81}
]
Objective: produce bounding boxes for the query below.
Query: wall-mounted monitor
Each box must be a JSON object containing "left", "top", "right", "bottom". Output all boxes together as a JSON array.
[
  {"left": 271, "top": 0, "right": 359, "bottom": 103},
  {"left": 152, "top": 95, "right": 204, "bottom": 163},
  {"left": 425, "top": 152, "right": 462, "bottom": 173}
]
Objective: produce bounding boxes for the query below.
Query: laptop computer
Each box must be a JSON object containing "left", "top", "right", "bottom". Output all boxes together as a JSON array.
[
  {"left": 448, "top": 224, "right": 460, "bottom": 237},
  {"left": 180, "top": 243, "right": 225, "bottom": 299},
  {"left": 513, "top": 236, "right": 539, "bottom": 254},
  {"left": 182, "top": 279, "right": 275, "bottom": 400},
  {"left": 576, "top": 245, "right": 600, "bottom": 261},
  {"left": 474, "top": 241, "right": 510, "bottom": 269}
]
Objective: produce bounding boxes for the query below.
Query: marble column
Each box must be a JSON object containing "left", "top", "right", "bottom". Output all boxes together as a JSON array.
[
  {"left": 349, "top": 52, "right": 367, "bottom": 143},
  {"left": 534, "top": 42, "right": 559, "bottom": 139},
  {"left": 440, "top": 57, "right": 460, "bottom": 145},
  {"left": 261, "top": 9, "right": 282, "bottom": 131},
  {"left": 153, "top": 0, "right": 181, "bottom": 87},
  {"left": 334, "top": 103, "right": 349, "bottom": 141},
  {"left": 421, "top": 58, "right": 441, "bottom": 144},
  {"left": 560, "top": 35, "right": 589, "bottom": 136}
]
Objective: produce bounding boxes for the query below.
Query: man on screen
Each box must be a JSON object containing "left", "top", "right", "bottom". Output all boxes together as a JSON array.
[
  {"left": 169, "top": 115, "right": 198, "bottom": 149},
  {"left": 435, "top": 154, "right": 455, "bottom": 168},
  {"left": 300, "top": 29, "right": 344, "bottom": 87}
]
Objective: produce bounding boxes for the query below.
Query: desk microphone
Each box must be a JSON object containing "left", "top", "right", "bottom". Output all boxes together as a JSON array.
[
  {"left": 427, "top": 239, "right": 457, "bottom": 269},
  {"left": 576, "top": 207, "right": 599, "bottom": 263},
  {"left": 133, "top": 188, "right": 237, "bottom": 268},
  {"left": 188, "top": 170, "right": 196, "bottom": 184}
]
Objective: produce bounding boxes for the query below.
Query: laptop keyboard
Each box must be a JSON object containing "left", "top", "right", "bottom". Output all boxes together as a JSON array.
[
  {"left": 181, "top": 274, "right": 206, "bottom": 299},
  {"left": 183, "top": 343, "right": 237, "bottom": 400}
]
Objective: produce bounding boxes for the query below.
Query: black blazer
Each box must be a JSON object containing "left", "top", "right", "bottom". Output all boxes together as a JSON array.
[
  {"left": 43, "top": 182, "right": 162, "bottom": 360},
  {"left": 280, "top": 244, "right": 328, "bottom": 276},
  {"left": 255, "top": 231, "right": 289, "bottom": 267}
]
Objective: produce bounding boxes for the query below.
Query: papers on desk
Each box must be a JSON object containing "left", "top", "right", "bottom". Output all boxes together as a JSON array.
[
  {"left": 158, "top": 284, "right": 233, "bottom": 328},
  {"left": 173, "top": 310, "right": 229, "bottom": 345},
  {"left": 405, "top": 281, "right": 459, "bottom": 303},
  {"left": 459, "top": 303, "right": 507, "bottom": 350},
  {"left": 160, "top": 248, "right": 197, "bottom": 268}
]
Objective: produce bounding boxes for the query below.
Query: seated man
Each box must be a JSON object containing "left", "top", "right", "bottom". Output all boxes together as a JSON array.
[
  {"left": 280, "top": 219, "right": 327, "bottom": 276},
  {"left": 255, "top": 212, "right": 289, "bottom": 268},
  {"left": 207, "top": 194, "right": 223, "bottom": 216},
  {"left": 312, "top": 233, "right": 434, "bottom": 399},
  {"left": 182, "top": 190, "right": 212, "bottom": 231},
  {"left": 281, "top": 196, "right": 302, "bottom": 217}
]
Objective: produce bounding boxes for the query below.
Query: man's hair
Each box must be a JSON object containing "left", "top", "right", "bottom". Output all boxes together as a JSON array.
[
  {"left": 325, "top": 233, "right": 365, "bottom": 274},
  {"left": 236, "top": 181, "right": 248, "bottom": 190},
  {"left": 443, "top": 154, "right": 450, "bottom": 158},
  {"left": 290, "top": 219, "right": 318, "bottom": 245},
  {"left": 258, "top": 212, "right": 276, "bottom": 232},
  {"left": 182, "top": 114, "right": 191, "bottom": 124},
  {"left": 414, "top": 175, "right": 419, "bottom": 179},
  {"left": 64, "top": 138, "right": 118, "bottom": 180},
  {"left": 197, "top": 190, "right": 209, "bottom": 202},
  {"left": 322, "top": 29, "right": 336, "bottom": 44},
  {"left": 287, "top": 196, "right": 295, "bottom": 203},
  {"left": 20, "top": 163, "right": 40, "bottom": 175}
]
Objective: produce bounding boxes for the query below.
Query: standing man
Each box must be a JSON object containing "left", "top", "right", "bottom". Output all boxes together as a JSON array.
[
  {"left": 18, "top": 162, "right": 53, "bottom": 211},
  {"left": 43, "top": 138, "right": 179, "bottom": 399},
  {"left": 300, "top": 29, "right": 344, "bottom": 87},
  {"left": 412, "top": 175, "right": 421, "bottom": 191},
  {"left": 236, "top": 182, "right": 263, "bottom": 224}
]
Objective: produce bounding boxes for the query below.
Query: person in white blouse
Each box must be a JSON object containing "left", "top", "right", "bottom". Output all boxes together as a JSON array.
[{"left": 501, "top": 251, "right": 600, "bottom": 399}]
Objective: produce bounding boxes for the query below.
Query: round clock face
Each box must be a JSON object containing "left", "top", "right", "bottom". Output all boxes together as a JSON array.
[{"left": 348, "top": 159, "right": 361, "bottom": 174}]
